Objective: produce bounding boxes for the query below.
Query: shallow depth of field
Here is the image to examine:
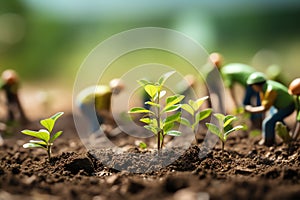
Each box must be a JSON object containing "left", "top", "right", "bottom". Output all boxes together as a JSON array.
[{"left": 1, "top": 1, "right": 300, "bottom": 200}]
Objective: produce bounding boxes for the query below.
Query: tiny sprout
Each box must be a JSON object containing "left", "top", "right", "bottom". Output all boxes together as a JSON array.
[
  {"left": 179, "top": 96, "right": 212, "bottom": 143},
  {"left": 139, "top": 141, "right": 147, "bottom": 150},
  {"left": 275, "top": 121, "right": 292, "bottom": 143},
  {"left": 21, "top": 112, "right": 64, "bottom": 161},
  {"left": 206, "top": 113, "right": 243, "bottom": 154}
]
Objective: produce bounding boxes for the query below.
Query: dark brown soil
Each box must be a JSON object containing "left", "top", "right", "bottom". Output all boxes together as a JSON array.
[{"left": 1, "top": 113, "right": 300, "bottom": 200}]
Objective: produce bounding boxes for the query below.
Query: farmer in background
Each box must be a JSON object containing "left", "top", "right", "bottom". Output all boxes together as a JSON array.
[
  {"left": 76, "top": 78, "right": 124, "bottom": 133},
  {"left": 209, "top": 52, "right": 262, "bottom": 129},
  {"left": 288, "top": 78, "right": 300, "bottom": 139},
  {"left": 245, "top": 72, "right": 295, "bottom": 146},
  {"left": 0, "top": 122, "right": 5, "bottom": 146},
  {"left": 0, "top": 69, "right": 28, "bottom": 124},
  {"left": 206, "top": 53, "right": 225, "bottom": 113}
]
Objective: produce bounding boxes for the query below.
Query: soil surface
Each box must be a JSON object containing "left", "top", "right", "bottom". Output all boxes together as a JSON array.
[{"left": 1, "top": 113, "right": 300, "bottom": 200}]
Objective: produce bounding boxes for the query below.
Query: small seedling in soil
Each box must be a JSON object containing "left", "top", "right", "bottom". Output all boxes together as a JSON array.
[
  {"left": 138, "top": 141, "right": 147, "bottom": 150},
  {"left": 275, "top": 121, "right": 292, "bottom": 143},
  {"left": 179, "top": 96, "right": 212, "bottom": 143},
  {"left": 129, "top": 71, "right": 184, "bottom": 150},
  {"left": 21, "top": 112, "right": 64, "bottom": 162},
  {"left": 206, "top": 113, "right": 243, "bottom": 155}
]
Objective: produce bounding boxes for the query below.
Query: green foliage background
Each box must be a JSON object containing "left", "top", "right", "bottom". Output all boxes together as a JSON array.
[{"left": 1, "top": 1, "right": 300, "bottom": 86}]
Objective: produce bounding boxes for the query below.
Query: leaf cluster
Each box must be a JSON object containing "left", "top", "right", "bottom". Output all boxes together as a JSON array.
[
  {"left": 129, "top": 71, "right": 183, "bottom": 138},
  {"left": 206, "top": 113, "right": 243, "bottom": 142},
  {"left": 180, "top": 96, "right": 212, "bottom": 132}
]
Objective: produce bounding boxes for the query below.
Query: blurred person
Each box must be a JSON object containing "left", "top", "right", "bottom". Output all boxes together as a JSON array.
[
  {"left": 208, "top": 53, "right": 262, "bottom": 129},
  {"left": 0, "top": 69, "right": 28, "bottom": 124},
  {"left": 0, "top": 122, "right": 5, "bottom": 146},
  {"left": 245, "top": 72, "right": 295, "bottom": 146},
  {"left": 76, "top": 78, "right": 124, "bottom": 134},
  {"left": 288, "top": 78, "right": 300, "bottom": 139},
  {"left": 206, "top": 53, "right": 225, "bottom": 113}
]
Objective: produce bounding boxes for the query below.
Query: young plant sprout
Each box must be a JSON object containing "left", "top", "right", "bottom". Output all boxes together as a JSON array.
[
  {"left": 129, "top": 71, "right": 184, "bottom": 150},
  {"left": 206, "top": 113, "right": 243, "bottom": 154},
  {"left": 180, "top": 96, "right": 212, "bottom": 143},
  {"left": 275, "top": 121, "right": 292, "bottom": 143},
  {"left": 21, "top": 112, "right": 64, "bottom": 161}
]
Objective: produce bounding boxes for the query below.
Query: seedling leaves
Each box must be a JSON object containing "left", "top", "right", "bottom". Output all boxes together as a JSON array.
[
  {"left": 166, "top": 130, "right": 181, "bottom": 136},
  {"left": 21, "top": 129, "right": 50, "bottom": 143},
  {"left": 50, "top": 131, "right": 63, "bottom": 143},
  {"left": 40, "top": 112, "right": 64, "bottom": 132}
]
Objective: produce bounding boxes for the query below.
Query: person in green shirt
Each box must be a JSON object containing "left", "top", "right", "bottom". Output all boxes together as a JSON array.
[
  {"left": 245, "top": 72, "right": 295, "bottom": 146},
  {"left": 76, "top": 78, "right": 124, "bottom": 133},
  {"left": 209, "top": 53, "right": 262, "bottom": 128},
  {"left": 0, "top": 69, "right": 28, "bottom": 124},
  {"left": 288, "top": 78, "right": 300, "bottom": 139}
]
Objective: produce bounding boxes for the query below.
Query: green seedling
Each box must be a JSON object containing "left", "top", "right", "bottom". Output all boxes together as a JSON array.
[
  {"left": 179, "top": 96, "right": 212, "bottom": 143},
  {"left": 275, "top": 121, "right": 292, "bottom": 143},
  {"left": 129, "top": 71, "right": 183, "bottom": 150},
  {"left": 138, "top": 141, "right": 147, "bottom": 150},
  {"left": 21, "top": 112, "right": 64, "bottom": 161},
  {"left": 206, "top": 113, "right": 243, "bottom": 154}
]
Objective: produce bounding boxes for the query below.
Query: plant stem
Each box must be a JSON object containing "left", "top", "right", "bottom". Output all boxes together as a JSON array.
[
  {"left": 47, "top": 145, "right": 51, "bottom": 161},
  {"left": 156, "top": 92, "right": 162, "bottom": 150},
  {"left": 194, "top": 111, "right": 198, "bottom": 144},
  {"left": 221, "top": 141, "right": 224, "bottom": 156},
  {"left": 157, "top": 131, "right": 162, "bottom": 150}
]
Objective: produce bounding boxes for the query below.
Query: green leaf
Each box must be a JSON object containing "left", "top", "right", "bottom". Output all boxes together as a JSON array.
[
  {"left": 140, "top": 118, "right": 151, "bottom": 124},
  {"left": 21, "top": 129, "right": 50, "bottom": 142},
  {"left": 178, "top": 117, "right": 191, "bottom": 127},
  {"left": 181, "top": 104, "right": 194, "bottom": 116},
  {"left": 128, "top": 107, "right": 154, "bottom": 114},
  {"left": 163, "top": 104, "right": 181, "bottom": 113},
  {"left": 214, "top": 113, "right": 225, "bottom": 127},
  {"left": 206, "top": 123, "right": 224, "bottom": 141},
  {"left": 214, "top": 113, "right": 225, "bottom": 122},
  {"left": 144, "top": 84, "right": 159, "bottom": 99},
  {"left": 166, "top": 95, "right": 185, "bottom": 107},
  {"left": 50, "top": 112, "right": 64, "bottom": 121},
  {"left": 188, "top": 100, "right": 198, "bottom": 111},
  {"left": 223, "top": 115, "right": 237, "bottom": 128},
  {"left": 137, "top": 79, "right": 151, "bottom": 86},
  {"left": 29, "top": 140, "right": 47, "bottom": 146},
  {"left": 166, "top": 130, "right": 182, "bottom": 136},
  {"left": 145, "top": 101, "right": 160, "bottom": 108},
  {"left": 163, "top": 122, "right": 174, "bottom": 132},
  {"left": 196, "top": 108, "right": 212, "bottom": 123},
  {"left": 153, "top": 89, "right": 165, "bottom": 101},
  {"left": 40, "top": 118, "right": 54, "bottom": 133},
  {"left": 139, "top": 141, "right": 147, "bottom": 149},
  {"left": 224, "top": 125, "right": 244, "bottom": 140},
  {"left": 158, "top": 71, "right": 176, "bottom": 85},
  {"left": 50, "top": 131, "right": 63, "bottom": 143},
  {"left": 40, "top": 112, "right": 64, "bottom": 132},
  {"left": 144, "top": 125, "right": 158, "bottom": 134},
  {"left": 196, "top": 96, "right": 209, "bottom": 109},
  {"left": 23, "top": 143, "right": 46, "bottom": 149},
  {"left": 164, "top": 112, "right": 181, "bottom": 124}
]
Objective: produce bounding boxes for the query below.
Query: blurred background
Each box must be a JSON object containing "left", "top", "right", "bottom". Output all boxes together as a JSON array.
[{"left": 1, "top": 0, "right": 300, "bottom": 118}]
